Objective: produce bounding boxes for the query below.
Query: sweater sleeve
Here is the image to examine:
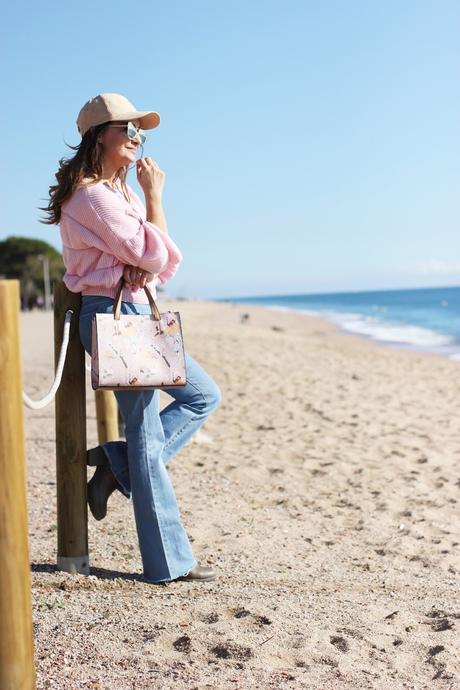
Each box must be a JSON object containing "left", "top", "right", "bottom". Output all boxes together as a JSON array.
[
  {"left": 127, "top": 186, "right": 182, "bottom": 285},
  {"left": 74, "top": 184, "right": 182, "bottom": 278}
]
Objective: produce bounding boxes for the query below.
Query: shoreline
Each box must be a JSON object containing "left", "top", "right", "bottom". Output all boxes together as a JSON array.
[
  {"left": 209, "top": 296, "right": 460, "bottom": 365},
  {"left": 200, "top": 296, "right": 459, "bottom": 366}
]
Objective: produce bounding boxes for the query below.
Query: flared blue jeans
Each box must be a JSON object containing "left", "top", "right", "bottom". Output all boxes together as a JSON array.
[{"left": 79, "top": 295, "right": 222, "bottom": 583}]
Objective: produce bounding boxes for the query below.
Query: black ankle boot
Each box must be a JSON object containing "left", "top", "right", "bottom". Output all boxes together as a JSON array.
[
  {"left": 87, "top": 464, "right": 123, "bottom": 520},
  {"left": 87, "top": 446, "right": 109, "bottom": 467}
]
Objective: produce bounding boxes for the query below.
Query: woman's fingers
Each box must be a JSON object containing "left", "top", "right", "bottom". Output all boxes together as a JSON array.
[
  {"left": 123, "top": 265, "right": 154, "bottom": 287},
  {"left": 139, "top": 270, "right": 154, "bottom": 287},
  {"left": 123, "top": 265, "right": 135, "bottom": 283},
  {"left": 136, "top": 157, "right": 165, "bottom": 197},
  {"left": 128, "top": 267, "right": 138, "bottom": 284}
]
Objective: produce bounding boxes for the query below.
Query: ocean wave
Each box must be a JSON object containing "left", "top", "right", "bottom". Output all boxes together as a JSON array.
[
  {"left": 322, "top": 311, "right": 455, "bottom": 348},
  {"left": 265, "top": 304, "right": 458, "bottom": 353}
]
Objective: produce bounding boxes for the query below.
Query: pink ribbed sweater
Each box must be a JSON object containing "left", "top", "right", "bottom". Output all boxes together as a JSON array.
[{"left": 59, "top": 178, "right": 183, "bottom": 303}]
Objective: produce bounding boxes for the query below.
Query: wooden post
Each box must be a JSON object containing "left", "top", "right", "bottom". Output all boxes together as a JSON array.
[
  {"left": 53, "top": 282, "right": 89, "bottom": 575},
  {"left": 0, "top": 280, "right": 36, "bottom": 690},
  {"left": 95, "top": 390, "right": 119, "bottom": 444}
]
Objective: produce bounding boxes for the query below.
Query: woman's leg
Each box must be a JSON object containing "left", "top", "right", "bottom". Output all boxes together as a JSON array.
[
  {"left": 99, "top": 351, "right": 222, "bottom": 479},
  {"left": 113, "top": 386, "right": 197, "bottom": 583},
  {"left": 160, "top": 351, "right": 222, "bottom": 463}
]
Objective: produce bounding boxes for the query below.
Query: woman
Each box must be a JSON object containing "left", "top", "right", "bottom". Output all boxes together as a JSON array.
[{"left": 41, "top": 93, "right": 222, "bottom": 584}]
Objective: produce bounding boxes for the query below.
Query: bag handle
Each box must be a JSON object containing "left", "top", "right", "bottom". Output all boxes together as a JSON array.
[{"left": 113, "top": 276, "right": 161, "bottom": 321}]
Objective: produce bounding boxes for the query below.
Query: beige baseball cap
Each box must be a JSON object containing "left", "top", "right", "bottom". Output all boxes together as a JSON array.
[{"left": 76, "top": 92, "right": 160, "bottom": 137}]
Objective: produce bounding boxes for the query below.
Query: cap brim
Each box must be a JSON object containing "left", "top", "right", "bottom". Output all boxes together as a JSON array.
[{"left": 113, "top": 110, "right": 160, "bottom": 130}]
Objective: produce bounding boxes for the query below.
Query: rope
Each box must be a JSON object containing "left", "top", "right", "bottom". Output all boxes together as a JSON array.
[{"left": 23, "top": 310, "right": 74, "bottom": 410}]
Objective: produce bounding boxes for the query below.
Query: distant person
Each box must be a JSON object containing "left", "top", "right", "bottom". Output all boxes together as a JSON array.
[
  {"left": 27, "top": 295, "right": 36, "bottom": 310},
  {"left": 40, "top": 93, "right": 221, "bottom": 584}
]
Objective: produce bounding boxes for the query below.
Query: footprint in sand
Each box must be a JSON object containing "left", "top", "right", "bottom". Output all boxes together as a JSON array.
[
  {"left": 424, "top": 609, "right": 458, "bottom": 632},
  {"left": 231, "top": 606, "right": 273, "bottom": 627},
  {"left": 173, "top": 635, "right": 192, "bottom": 653},
  {"left": 201, "top": 611, "right": 219, "bottom": 624},
  {"left": 330, "top": 635, "right": 349, "bottom": 652},
  {"left": 209, "top": 641, "right": 253, "bottom": 661}
]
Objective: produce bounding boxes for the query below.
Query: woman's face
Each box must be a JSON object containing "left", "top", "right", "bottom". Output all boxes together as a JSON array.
[{"left": 98, "top": 118, "right": 142, "bottom": 167}]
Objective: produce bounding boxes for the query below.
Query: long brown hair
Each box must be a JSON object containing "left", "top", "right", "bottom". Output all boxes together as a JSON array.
[{"left": 40, "top": 122, "right": 129, "bottom": 225}]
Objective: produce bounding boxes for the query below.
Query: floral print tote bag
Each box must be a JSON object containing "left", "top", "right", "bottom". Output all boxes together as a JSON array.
[{"left": 91, "top": 277, "right": 187, "bottom": 390}]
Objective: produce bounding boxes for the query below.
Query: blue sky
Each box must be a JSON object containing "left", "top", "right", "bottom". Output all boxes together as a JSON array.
[{"left": 1, "top": 1, "right": 459, "bottom": 299}]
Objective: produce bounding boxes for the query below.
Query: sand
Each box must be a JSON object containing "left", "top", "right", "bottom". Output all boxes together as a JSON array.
[{"left": 19, "top": 297, "right": 459, "bottom": 689}]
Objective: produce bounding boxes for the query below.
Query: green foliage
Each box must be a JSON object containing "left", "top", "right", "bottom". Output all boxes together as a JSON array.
[{"left": 0, "top": 236, "right": 65, "bottom": 300}]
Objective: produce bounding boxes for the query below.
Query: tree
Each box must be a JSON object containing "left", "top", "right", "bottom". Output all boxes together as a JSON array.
[{"left": 0, "top": 236, "right": 65, "bottom": 305}]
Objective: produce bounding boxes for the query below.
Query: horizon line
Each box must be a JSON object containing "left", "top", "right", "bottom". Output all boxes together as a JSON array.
[{"left": 210, "top": 283, "right": 460, "bottom": 302}]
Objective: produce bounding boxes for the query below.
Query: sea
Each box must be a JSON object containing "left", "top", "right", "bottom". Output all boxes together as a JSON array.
[{"left": 217, "top": 286, "right": 460, "bottom": 361}]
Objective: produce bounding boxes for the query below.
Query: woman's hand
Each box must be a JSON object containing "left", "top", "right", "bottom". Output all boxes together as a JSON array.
[
  {"left": 123, "top": 265, "right": 155, "bottom": 289},
  {"left": 136, "top": 156, "right": 165, "bottom": 200}
]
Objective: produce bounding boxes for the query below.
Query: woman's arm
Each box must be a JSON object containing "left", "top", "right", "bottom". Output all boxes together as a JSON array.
[
  {"left": 128, "top": 184, "right": 182, "bottom": 285},
  {"left": 145, "top": 192, "right": 168, "bottom": 235},
  {"left": 65, "top": 184, "right": 182, "bottom": 277},
  {"left": 124, "top": 192, "right": 166, "bottom": 288},
  {"left": 136, "top": 157, "right": 168, "bottom": 235}
]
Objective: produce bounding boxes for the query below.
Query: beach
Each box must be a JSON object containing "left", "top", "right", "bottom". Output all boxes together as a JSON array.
[{"left": 21, "top": 297, "right": 459, "bottom": 689}]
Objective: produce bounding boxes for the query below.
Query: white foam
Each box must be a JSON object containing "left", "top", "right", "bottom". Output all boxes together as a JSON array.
[
  {"left": 323, "top": 311, "right": 455, "bottom": 348},
  {"left": 245, "top": 302, "right": 459, "bottom": 357}
]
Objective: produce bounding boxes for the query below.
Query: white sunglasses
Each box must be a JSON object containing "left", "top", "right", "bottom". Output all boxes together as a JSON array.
[{"left": 107, "top": 121, "right": 147, "bottom": 144}]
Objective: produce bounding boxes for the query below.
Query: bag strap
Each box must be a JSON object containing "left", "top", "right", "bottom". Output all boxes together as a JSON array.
[{"left": 113, "top": 276, "right": 161, "bottom": 321}]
